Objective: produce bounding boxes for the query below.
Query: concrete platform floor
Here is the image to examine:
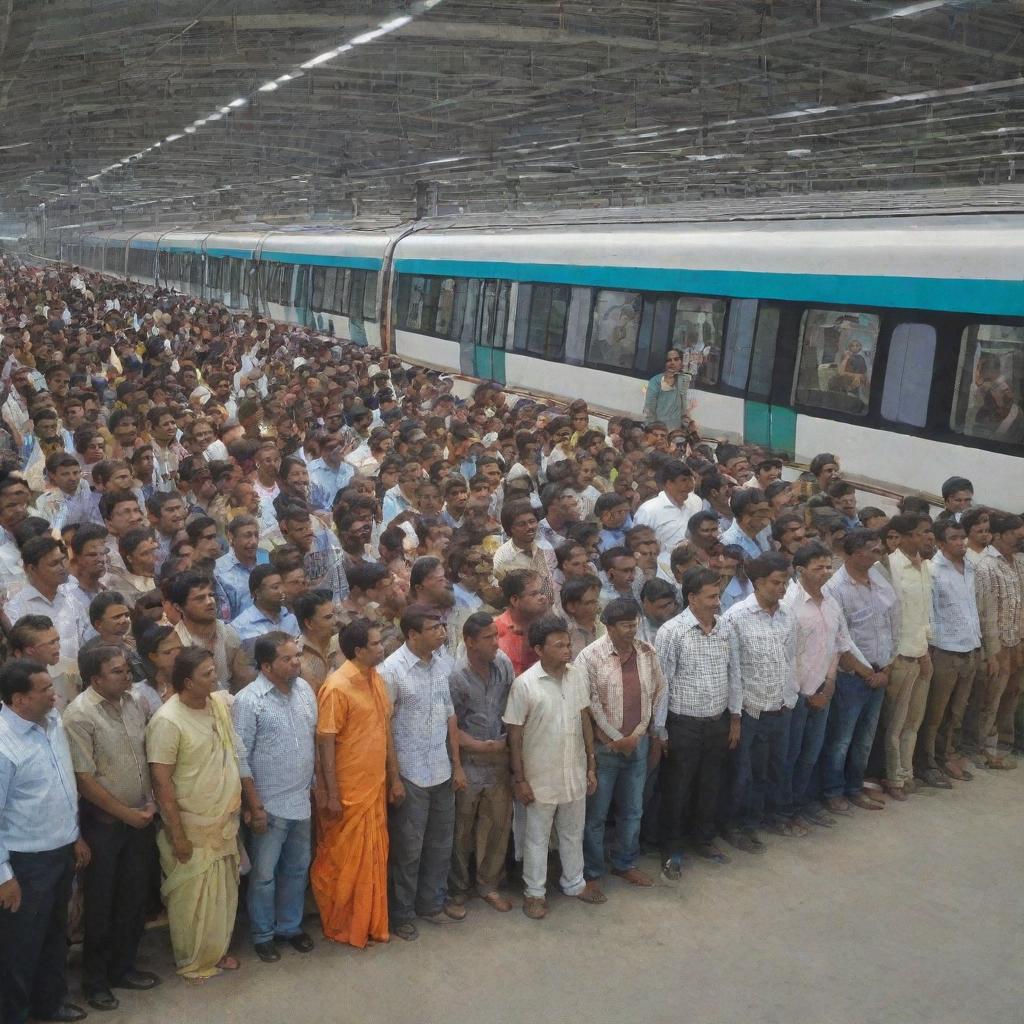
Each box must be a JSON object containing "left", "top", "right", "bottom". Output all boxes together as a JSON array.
[{"left": 105, "top": 769, "right": 1022, "bottom": 1024}]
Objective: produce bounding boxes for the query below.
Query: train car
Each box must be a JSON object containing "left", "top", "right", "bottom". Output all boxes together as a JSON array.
[
  {"left": 255, "top": 229, "right": 394, "bottom": 345},
  {"left": 199, "top": 231, "right": 263, "bottom": 309},
  {"left": 389, "top": 214, "right": 1024, "bottom": 511}
]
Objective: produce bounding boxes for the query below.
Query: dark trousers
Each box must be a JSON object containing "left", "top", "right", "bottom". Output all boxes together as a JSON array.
[
  {"left": 81, "top": 816, "right": 156, "bottom": 994},
  {"left": 659, "top": 711, "right": 730, "bottom": 854},
  {"left": 388, "top": 776, "right": 455, "bottom": 926},
  {"left": 729, "top": 709, "right": 790, "bottom": 831},
  {"left": 0, "top": 844, "right": 75, "bottom": 1024}
]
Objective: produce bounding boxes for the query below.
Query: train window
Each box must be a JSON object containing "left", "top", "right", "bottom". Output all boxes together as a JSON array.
[
  {"left": 362, "top": 272, "right": 378, "bottom": 321},
  {"left": 881, "top": 323, "right": 935, "bottom": 428},
  {"left": 349, "top": 271, "right": 366, "bottom": 319},
  {"left": 459, "top": 279, "right": 481, "bottom": 344},
  {"left": 296, "top": 266, "right": 308, "bottom": 308},
  {"left": 670, "top": 297, "right": 727, "bottom": 386},
  {"left": 525, "top": 284, "right": 570, "bottom": 358},
  {"left": 311, "top": 267, "right": 326, "bottom": 309},
  {"left": 792, "top": 309, "right": 880, "bottom": 417},
  {"left": 588, "top": 290, "right": 642, "bottom": 369},
  {"left": 322, "top": 268, "right": 340, "bottom": 313},
  {"left": 404, "top": 276, "right": 427, "bottom": 330},
  {"left": 950, "top": 323, "right": 1024, "bottom": 444},
  {"left": 720, "top": 299, "right": 759, "bottom": 391},
  {"left": 435, "top": 278, "right": 457, "bottom": 336},
  {"left": 747, "top": 305, "right": 781, "bottom": 401}
]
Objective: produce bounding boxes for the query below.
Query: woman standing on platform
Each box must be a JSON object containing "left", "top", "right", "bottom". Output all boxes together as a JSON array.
[
  {"left": 643, "top": 348, "right": 692, "bottom": 429},
  {"left": 147, "top": 647, "right": 243, "bottom": 979}
]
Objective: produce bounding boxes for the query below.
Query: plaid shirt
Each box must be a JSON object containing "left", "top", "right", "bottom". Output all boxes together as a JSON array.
[
  {"left": 974, "top": 547, "right": 1024, "bottom": 657},
  {"left": 720, "top": 593, "right": 797, "bottom": 718},
  {"left": 380, "top": 643, "right": 455, "bottom": 788},
  {"left": 575, "top": 634, "right": 666, "bottom": 742},
  {"left": 654, "top": 608, "right": 731, "bottom": 725}
]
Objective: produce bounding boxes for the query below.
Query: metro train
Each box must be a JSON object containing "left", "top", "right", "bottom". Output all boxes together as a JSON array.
[{"left": 60, "top": 205, "right": 1024, "bottom": 510}]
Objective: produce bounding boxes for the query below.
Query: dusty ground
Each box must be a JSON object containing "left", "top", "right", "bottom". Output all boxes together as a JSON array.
[{"left": 96, "top": 769, "right": 1021, "bottom": 1024}]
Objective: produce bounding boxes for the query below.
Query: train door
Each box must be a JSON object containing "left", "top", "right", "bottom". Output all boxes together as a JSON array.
[
  {"left": 732, "top": 301, "right": 797, "bottom": 457},
  {"left": 454, "top": 278, "right": 508, "bottom": 384}
]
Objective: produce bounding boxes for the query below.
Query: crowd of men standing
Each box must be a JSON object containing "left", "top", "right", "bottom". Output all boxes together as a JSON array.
[{"left": 0, "top": 259, "right": 1020, "bottom": 1022}]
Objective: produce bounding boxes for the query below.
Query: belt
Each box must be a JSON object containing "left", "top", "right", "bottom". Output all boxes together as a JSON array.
[{"left": 755, "top": 707, "right": 786, "bottom": 718}]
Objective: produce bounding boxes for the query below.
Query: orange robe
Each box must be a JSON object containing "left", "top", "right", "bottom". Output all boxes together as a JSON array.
[{"left": 310, "top": 660, "right": 391, "bottom": 947}]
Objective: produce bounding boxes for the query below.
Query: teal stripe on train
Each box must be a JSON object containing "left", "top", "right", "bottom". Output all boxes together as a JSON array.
[
  {"left": 393, "top": 258, "right": 1024, "bottom": 317},
  {"left": 143, "top": 244, "right": 382, "bottom": 271}
]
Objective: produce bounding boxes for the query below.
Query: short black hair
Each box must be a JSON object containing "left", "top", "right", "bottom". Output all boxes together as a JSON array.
[
  {"left": 78, "top": 644, "right": 126, "bottom": 688},
  {"left": 527, "top": 614, "right": 569, "bottom": 649},
  {"left": 746, "top": 551, "right": 791, "bottom": 582},
  {"left": 293, "top": 589, "right": 332, "bottom": 630},
  {"left": 69, "top": 522, "right": 108, "bottom": 555},
  {"left": 640, "top": 578, "right": 677, "bottom": 604},
  {"left": 731, "top": 488, "right": 766, "bottom": 518},
  {"left": 560, "top": 575, "right": 601, "bottom": 610},
  {"left": 21, "top": 535, "right": 64, "bottom": 570},
  {"left": 253, "top": 630, "right": 295, "bottom": 672},
  {"left": 933, "top": 518, "right": 966, "bottom": 544},
  {"left": 0, "top": 658, "right": 48, "bottom": 705},
  {"left": 499, "top": 568, "right": 540, "bottom": 603},
  {"left": 792, "top": 541, "right": 832, "bottom": 570},
  {"left": 399, "top": 603, "right": 442, "bottom": 638},
  {"left": 248, "top": 563, "right": 281, "bottom": 597},
  {"left": 941, "top": 476, "right": 973, "bottom": 500},
  {"left": 601, "top": 597, "right": 641, "bottom": 626},
  {"left": 340, "top": 618, "right": 376, "bottom": 660},
  {"left": 88, "top": 590, "right": 129, "bottom": 626},
  {"left": 840, "top": 528, "right": 879, "bottom": 556},
  {"left": 9, "top": 615, "right": 55, "bottom": 653},
  {"left": 681, "top": 567, "right": 721, "bottom": 607},
  {"left": 462, "top": 611, "right": 495, "bottom": 641},
  {"left": 165, "top": 569, "right": 215, "bottom": 608}
]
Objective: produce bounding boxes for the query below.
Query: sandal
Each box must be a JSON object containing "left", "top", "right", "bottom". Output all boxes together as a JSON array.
[
  {"left": 576, "top": 881, "right": 607, "bottom": 904},
  {"left": 215, "top": 956, "right": 240, "bottom": 971},
  {"left": 481, "top": 891, "right": 512, "bottom": 912}
]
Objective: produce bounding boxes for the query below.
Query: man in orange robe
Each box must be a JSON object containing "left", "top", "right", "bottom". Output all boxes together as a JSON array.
[{"left": 311, "top": 620, "right": 399, "bottom": 947}]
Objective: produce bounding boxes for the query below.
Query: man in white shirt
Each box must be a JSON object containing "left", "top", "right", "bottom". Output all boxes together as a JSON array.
[
  {"left": 504, "top": 614, "right": 601, "bottom": 920},
  {"left": 634, "top": 460, "right": 702, "bottom": 556}
]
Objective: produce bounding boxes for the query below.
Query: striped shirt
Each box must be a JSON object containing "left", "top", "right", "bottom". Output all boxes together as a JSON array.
[
  {"left": 929, "top": 551, "right": 981, "bottom": 654},
  {"left": 654, "top": 608, "right": 731, "bottom": 724}
]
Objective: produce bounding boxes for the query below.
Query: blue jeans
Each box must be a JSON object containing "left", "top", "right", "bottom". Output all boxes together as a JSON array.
[
  {"left": 245, "top": 814, "right": 312, "bottom": 945},
  {"left": 729, "top": 710, "right": 790, "bottom": 831},
  {"left": 822, "top": 672, "right": 885, "bottom": 799},
  {"left": 779, "top": 695, "right": 831, "bottom": 816},
  {"left": 584, "top": 736, "right": 649, "bottom": 879}
]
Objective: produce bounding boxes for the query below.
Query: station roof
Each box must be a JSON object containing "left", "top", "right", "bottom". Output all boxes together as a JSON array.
[{"left": 1, "top": 1, "right": 1023, "bottom": 230}]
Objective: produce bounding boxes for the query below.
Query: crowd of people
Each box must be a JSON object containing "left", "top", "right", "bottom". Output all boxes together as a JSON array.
[{"left": 0, "top": 257, "right": 1020, "bottom": 1023}]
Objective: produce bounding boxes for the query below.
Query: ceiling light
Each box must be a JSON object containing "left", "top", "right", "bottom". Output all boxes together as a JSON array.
[
  {"left": 184, "top": 127, "right": 197, "bottom": 134},
  {"left": 350, "top": 28, "right": 390, "bottom": 45},
  {"left": 165, "top": 134, "right": 183, "bottom": 142},
  {"left": 378, "top": 15, "right": 412, "bottom": 31},
  {"left": 258, "top": 81, "right": 279, "bottom": 92},
  {"left": 300, "top": 50, "right": 339, "bottom": 69},
  {"left": 227, "top": 98, "right": 247, "bottom": 108}
]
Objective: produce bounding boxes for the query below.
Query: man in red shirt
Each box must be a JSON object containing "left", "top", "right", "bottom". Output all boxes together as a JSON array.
[{"left": 494, "top": 570, "right": 550, "bottom": 676}]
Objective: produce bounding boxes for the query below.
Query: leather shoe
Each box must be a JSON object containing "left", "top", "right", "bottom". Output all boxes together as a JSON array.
[
  {"left": 279, "top": 932, "right": 314, "bottom": 953},
  {"left": 111, "top": 969, "right": 159, "bottom": 991},
  {"left": 38, "top": 1004, "right": 89, "bottom": 1023},
  {"left": 919, "top": 768, "right": 953, "bottom": 790},
  {"left": 254, "top": 940, "right": 281, "bottom": 963},
  {"left": 824, "top": 797, "right": 853, "bottom": 817},
  {"left": 87, "top": 989, "right": 119, "bottom": 1012}
]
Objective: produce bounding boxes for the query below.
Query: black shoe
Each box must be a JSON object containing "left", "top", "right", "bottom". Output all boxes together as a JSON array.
[
  {"left": 86, "top": 989, "right": 118, "bottom": 1012},
  {"left": 254, "top": 940, "right": 281, "bottom": 963},
  {"left": 38, "top": 1005, "right": 89, "bottom": 1023},
  {"left": 111, "top": 969, "right": 160, "bottom": 991},
  {"left": 278, "top": 931, "right": 314, "bottom": 953}
]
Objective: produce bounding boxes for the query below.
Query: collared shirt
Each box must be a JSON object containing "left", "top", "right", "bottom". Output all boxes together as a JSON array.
[
  {"left": 64, "top": 575, "right": 106, "bottom": 645},
  {"left": 888, "top": 549, "right": 932, "bottom": 657},
  {"left": 452, "top": 583, "right": 482, "bottom": 612},
  {"left": 781, "top": 579, "right": 854, "bottom": 696},
  {"left": 491, "top": 538, "right": 556, "bottom": 585},
  {"left": 298, "top": 635, "right": 343, "bottom": 692},
  {"left": 974, "top": 547, "right": 1024, "bottom": 657},
  {"left": 381, "top": 485, "right": 416, "bottom": 527},
  {"left": 448, "top": 652, "right": 515, "bottom": 788},
  {"left": 567, "top": 616, "right": 605, "bottom": 659},
  {"left": 231, "top": 673, "right": 317, "bottom": 819},
  {"left": 380, "top": 643, "right": 455, "bottom": 788},
  {"left": 575, "top": 634, "right": 666, "bottom": 741},
  {"left": 720, "top": 520, "right": 772, "bottom": 561},
  {"left": 62, "top": 687, "right": 151, "bottom": 809},
  {"left": 720, "top": 574, "right": 752, "bottom": 612},
  {"left": 0, "top": 705, "right": 79, "bottom": 883},
  {"left": 536, "top": 518, "right": 567, "bottom": 551},
  {"left": 173, "top": 619, "right": 243, "bottom": 691},
  {"left": 636, "top": 614, "right": 662, "bottom": 649},
  {"left": 494, "top": 609, "right": 539, "bottom": 677},
  {"left": 823, "top": 564, "right": 901, "bottom": 668},
  {"left": 720, "top": 593, "right": 797, "bottom": 717},
  {"left": 654, "top": 608, "right": 731, "bottom": 724},
  {"left": 230, "top": 604, "right": 299, "bottom": 642},
  {"left": 503, "top": 659, "right": 590, "bottom": 805},
  {"left": 34, "top": 480, "right": 95, "bottom": 531},
  {"left": 929, "top": 550, "right": 981, "bottom": 653},
  {"left": 302, "top": 530, "right": 349, "bottom": 602},
  {"left": 307, "top": 458, "right": 354, "bottom": 512},
  {"left": 215, "top": 548, "right": 270, "bottom": 621},
  {"left": 634, "top": 490, "right": 703, "bottom": 555},
  {"left": 6, "top": 583, "right": 80, "bottom": 662}
]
